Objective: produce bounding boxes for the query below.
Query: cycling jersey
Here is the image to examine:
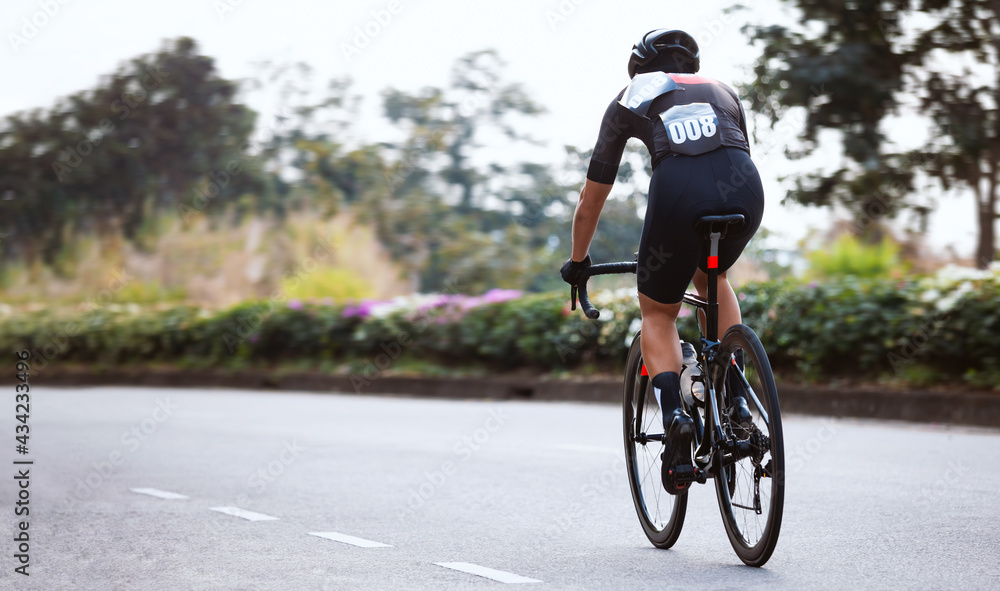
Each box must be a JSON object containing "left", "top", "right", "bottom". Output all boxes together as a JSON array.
[
  {"left": 586, "top": 73, "right": 751, "bottom": 184},
  {"left": 581, "top": 71, "right": 763, "bottom": 304}
]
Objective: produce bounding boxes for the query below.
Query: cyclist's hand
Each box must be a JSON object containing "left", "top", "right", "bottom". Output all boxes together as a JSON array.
[{"left": 560, "top": 255, "right": 592, "bottom": 286}]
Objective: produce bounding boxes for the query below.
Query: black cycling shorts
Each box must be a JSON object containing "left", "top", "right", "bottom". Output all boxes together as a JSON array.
[{"left": 637, "top": 147, "right": 764, "bottom": 304}]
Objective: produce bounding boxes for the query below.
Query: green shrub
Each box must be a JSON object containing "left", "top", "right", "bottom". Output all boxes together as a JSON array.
[
  {"left": 280, "top": 268, "right": 373, "bottom": 301},
  {"left": 3, "top": 265, "right": 998, "bottom": 389},
  {"left": 806, "top": 234, "right": 902, "bottom": 280},
  {"left": 113, "top": 281, "right": 188, "bottom": 303}
]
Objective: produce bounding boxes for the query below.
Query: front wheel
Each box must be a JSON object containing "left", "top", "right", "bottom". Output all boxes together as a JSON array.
[
  {"left": 623, "top": 331, "right": 687, "bottom": 549},
  {"left": 714, "top": 324, "right": 785, "bottom": 566}
]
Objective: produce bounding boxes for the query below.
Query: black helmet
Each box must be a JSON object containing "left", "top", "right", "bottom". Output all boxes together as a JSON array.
[{"left": 627, "top": 29, "right": 700, "bottom": 78}]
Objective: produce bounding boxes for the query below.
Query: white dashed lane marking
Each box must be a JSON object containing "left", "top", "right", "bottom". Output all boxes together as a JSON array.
[
  {"left": 130, "top": 488, "right": 189, "bottom": 500},
  {"left": 133, "top": 490, "right": 539, "bottom": 583},
  {"left": 208, "top": 506, "right": 279, "bottom": 521},
  {"left": 308, "top": 532, "right": 392, "bottom": 548},
  {"left": 434, "top": 562, "right": 541, "bottom": 584}
]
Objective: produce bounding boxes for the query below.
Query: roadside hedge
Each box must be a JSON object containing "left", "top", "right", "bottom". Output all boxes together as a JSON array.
[{"left": 3, "top": 265, "right": 998, "bottom": 388}]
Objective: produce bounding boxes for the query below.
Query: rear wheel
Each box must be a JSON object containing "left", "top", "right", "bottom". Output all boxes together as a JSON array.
[
  {"left": 623, "top": 331, "right": 687, "bottom": 549},
  {"left": 714, "top": 324, "right": 784, "bottom": 566}
]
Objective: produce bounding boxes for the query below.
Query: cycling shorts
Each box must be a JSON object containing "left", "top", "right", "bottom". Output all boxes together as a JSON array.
[{"left": 636, "top": 147, "right": 764, "bottom": 304}]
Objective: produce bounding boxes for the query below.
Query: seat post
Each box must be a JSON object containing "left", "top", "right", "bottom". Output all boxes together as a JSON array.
[
  {"left": 693, "top": 213, "right": 743, "bottom": 347},
  {"left": 706, "top": 229, "right": 721, "bottom": 343}
]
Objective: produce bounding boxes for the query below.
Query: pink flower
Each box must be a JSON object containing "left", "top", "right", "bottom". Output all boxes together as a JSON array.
[
  {"left": 678, "top": 307, "right": 693, "bottom": 318},
  {"left": 342, "top": 300, "right": 382, "bottom": 318},
  {"left": 288, "top": 299, "right": 303, "bottom": 310},
  {"left": 417, "top": 294, "right": 461, "bottom": 312},
  {"left": 482, "top": 288, "right": 521, "bottom": 304},
  {"left": 738, "top": 292, "right": 746, "bottom": 301}
]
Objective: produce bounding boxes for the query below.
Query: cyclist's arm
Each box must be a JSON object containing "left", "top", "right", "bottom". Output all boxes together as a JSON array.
[
  {"left": 571, "top": 179, "right": 614, "bottom": 262},
  {"left": 571, "top": 92, "right": 637, "bottom": 261}
]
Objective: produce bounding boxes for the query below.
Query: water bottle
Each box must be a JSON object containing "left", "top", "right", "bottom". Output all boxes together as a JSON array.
[{"left": 680, "top": 341, "right": 705, "bottom": 406}]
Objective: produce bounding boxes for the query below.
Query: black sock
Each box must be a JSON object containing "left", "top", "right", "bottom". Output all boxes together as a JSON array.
[{"left": 652, "top": 371, "right": 681, "bottom": 412}]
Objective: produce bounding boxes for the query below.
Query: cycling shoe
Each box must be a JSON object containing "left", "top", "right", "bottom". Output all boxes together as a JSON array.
[
  {"left": 726, "top": 355, "right": 753, "bottom": 433},
  {"left": 661, "top": 408, "right": 695, "bottom": 495},
  {"left": 728, "top": 395, "right": 753, "bottom": 432}
]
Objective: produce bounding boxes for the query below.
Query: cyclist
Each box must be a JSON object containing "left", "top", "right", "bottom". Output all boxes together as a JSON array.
[{"left": 560, "top": 29, "right": 764, "bottom": 494}]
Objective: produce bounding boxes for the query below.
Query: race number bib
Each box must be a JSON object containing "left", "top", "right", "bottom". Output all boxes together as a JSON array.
[{"left": 659, "top": 103, "right": 722, "bottom": 156}]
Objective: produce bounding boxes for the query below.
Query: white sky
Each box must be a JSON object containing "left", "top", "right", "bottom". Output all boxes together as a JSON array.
[{"left": 1, "top": 0, "right": 982, "bottom": 259}]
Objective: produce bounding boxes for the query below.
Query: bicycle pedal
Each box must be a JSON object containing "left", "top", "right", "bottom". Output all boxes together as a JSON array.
[{"left": 667, "top": 464, "right": 706, "bottom": 484}]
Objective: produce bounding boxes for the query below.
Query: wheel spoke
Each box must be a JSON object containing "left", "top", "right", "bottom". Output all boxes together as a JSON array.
[
  {"left": 712, "top": 326, "right": 784, "bottom": 566},
  {"left": 624, "top": 334, "right": 687, "bottom": 550}
]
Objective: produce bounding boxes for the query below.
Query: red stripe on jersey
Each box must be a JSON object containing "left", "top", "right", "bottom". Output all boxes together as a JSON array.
[
  {"left": 668, "top": 74, "right": 718, "bottom": 85},
  {"left": 708, "top": 256, "right": 719, "bottom": 269}
]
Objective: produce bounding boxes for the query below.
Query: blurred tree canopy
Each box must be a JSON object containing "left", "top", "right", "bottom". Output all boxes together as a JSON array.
[
  {"left": 741, "top": 0, "right": 999, "bottom": 268},
  {"left": 913, "top": 1, "right": 999, "bottom": 268},
  {"left": 0, "top": 39, "right": 649, "bottom": 293},
  {"left": 0, "top": 37, "right": 261, "bottom": 266}
]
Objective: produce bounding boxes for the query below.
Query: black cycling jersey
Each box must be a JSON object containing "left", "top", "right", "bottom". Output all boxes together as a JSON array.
[{"left": 586, "top": 73, "right": 750, "bottom": 184}]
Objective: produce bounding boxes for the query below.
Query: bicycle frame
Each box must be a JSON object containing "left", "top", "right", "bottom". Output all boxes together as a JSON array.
[
  {"left": 682, "top": 226, "right": 728, "bottom": 472},
  {"left": 590, "top": 211, "right": 785, "bottom": 565},
  {"left": 575, "top": 214, "right": 749, "bottom": 477}
]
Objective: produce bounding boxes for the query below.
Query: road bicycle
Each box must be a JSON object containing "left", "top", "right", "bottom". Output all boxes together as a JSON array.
[{"left": 571, "top": 214, "right": 784, "bottom": 567}]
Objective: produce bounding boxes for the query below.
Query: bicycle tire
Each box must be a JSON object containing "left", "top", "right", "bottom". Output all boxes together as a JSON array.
[
  {"left": 622, "top": 331, "right": 687, "bottom": 549},
  {"left": 713, "top": 324, "right": 785, "bottom": 566}
]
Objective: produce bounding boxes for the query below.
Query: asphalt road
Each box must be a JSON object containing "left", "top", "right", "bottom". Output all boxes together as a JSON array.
[{"left": 1, "top": 387, "right": 998, "bottom": 590}]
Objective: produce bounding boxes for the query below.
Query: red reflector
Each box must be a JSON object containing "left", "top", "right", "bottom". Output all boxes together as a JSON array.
[
  {"left": 708, "top": 256, "right": 719, "bottom": 269},
  {"left": 641, "top": 365, "right": 648, "bottom": 376}
]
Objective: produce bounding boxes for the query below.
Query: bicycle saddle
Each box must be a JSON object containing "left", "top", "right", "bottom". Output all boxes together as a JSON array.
[{"left": 693, "top": 214, "right": 745, "bottom": 230}]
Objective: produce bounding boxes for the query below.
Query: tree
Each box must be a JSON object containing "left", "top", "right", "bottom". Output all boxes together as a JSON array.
[
  {"left": 372, "top": 50, "right": 562, "bottom": 291},
  {"left": 740, "top": 2, "right": 914, "bottom": 227},
  {"left": 908, "top": 1, "right": 999, "bottom": 267},
  {"left": 740, "top": 0, "right": 999, "bottom": 266},
  {"left": 0, "top": 42, "right": 612, "bottom": 295},
  {"left": 229, "top": 51, "right": 568, "bottom": 293},
  {"left": 0, "top": 37, "right": 262, "bottom": 267},
  {"left": 383, "top": 50, "right": 545, "bottom": 216}
]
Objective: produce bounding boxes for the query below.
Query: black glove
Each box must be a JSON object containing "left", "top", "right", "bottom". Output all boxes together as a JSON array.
[{"left": 560, "top": 255, "right": 592, "bottom": 286}]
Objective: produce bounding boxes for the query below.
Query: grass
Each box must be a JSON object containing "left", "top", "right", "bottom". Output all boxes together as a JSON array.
[{"left": 0, "top": 208, "right": 411, "bottom": 308}]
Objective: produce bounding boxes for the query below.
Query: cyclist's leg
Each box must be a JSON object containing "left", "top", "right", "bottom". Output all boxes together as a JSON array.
[
  {"left": 637, "top": 159, "right": 700, "bottom": 493},
  {"left": 640, "top": 294, "right": 695, "bottom": 494},
  {"left": 637, "top": 293, "right": 682, "bottom": 377},
  {"left": 636, "top": 155, "right": 699, "bottom": 414},
  {"left": 638, "top": 294, "right": 686, "bottom": 431},
  {"left": 637, "top": 216, "right": 698, "bottom": 419}
]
